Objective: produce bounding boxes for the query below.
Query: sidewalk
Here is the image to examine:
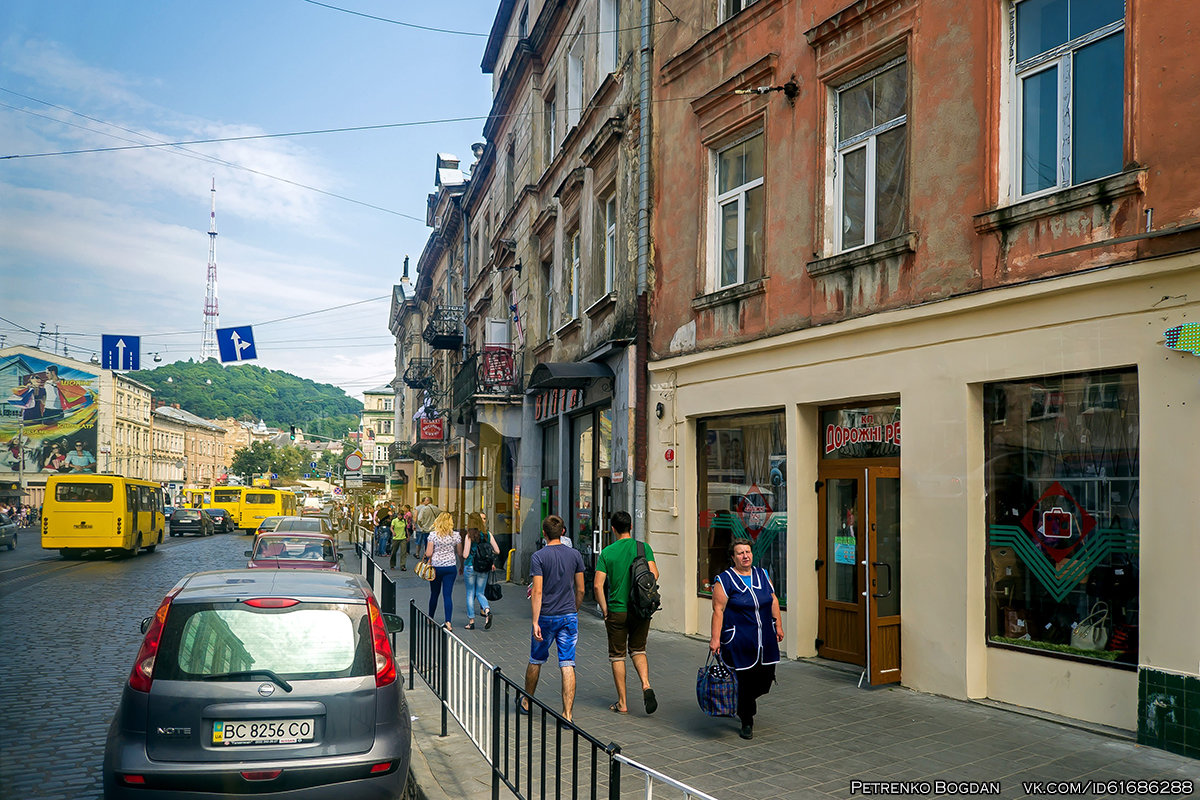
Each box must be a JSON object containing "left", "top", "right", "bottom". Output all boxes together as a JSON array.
[{"left": 359, "top": 549, "right": 1199, "bottom": 800}]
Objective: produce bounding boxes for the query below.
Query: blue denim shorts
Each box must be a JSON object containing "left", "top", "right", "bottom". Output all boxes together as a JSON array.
[{"left": 530, "top": 613, "right": 578, "bottom": 667}]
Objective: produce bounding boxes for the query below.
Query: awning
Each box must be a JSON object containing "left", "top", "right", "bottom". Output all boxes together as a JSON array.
[{"left": 527, "top": 361, "right": 614, "bottom": 390}]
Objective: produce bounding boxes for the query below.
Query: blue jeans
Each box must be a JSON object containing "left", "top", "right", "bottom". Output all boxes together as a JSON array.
[
  {"left": 429, "top": 565, "right": 457, "bottom": 624},
  {"left": 463, "top": 565, "right": 490, "bottom": 619},
  {"left": 412, "top": 530, "right": 429, "bottom": 557}
]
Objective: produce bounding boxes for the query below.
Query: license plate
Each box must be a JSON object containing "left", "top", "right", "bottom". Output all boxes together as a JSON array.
[{"left": 213, "top": 718, "right": 314, "bottom": 746}]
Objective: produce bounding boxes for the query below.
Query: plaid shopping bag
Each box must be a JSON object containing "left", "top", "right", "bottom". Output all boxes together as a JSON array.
[{"left": 696, "top": 652, "right": 738, "bottom": 717}]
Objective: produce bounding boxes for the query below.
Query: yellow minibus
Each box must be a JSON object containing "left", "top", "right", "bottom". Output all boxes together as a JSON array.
[
  {"left": 239, "top": 488, "right": 298, "bottom": 532},
  {"left": 185, "top": 488, "right": 211, "bottom": 508},
  {"left": 42, "top": 474, "right": 166, "bottom": 558},
  {"left": 209, "top": 486, "right": 247, "bottom": 528}
]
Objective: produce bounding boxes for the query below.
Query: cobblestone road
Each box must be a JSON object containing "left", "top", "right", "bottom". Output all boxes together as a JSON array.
[{"left": 0, "top": 528, "right": 257, "bottom": 799}]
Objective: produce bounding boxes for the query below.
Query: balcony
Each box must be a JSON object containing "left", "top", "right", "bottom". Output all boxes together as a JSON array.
[
  {"left": 422, "top": 305, "right": 464, "bottom": 350},
  {"left": 453, "top": 346, "right": 523, "bottom": 409},
  {"left": 402, "top": 357, "right": 437, "bottom": 390}
]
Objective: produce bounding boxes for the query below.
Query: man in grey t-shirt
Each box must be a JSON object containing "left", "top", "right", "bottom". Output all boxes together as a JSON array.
[{"left": 521, "top": 514, "right": 585, "bottom": 721}]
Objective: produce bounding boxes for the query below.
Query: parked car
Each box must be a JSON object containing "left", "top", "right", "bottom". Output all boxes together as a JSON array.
[
  {"left": 103, "top": 569, "right": 408, "bottom": 799},
  {"left": 274, "top": 516, "right": 334, "bottom": 536},
  {"left": 205, "top": 507, "right": 234, "bottom": 534},
  {"left": 251, "top": 515, "right": 288, "bottom": 537},
  {"left": 0, "top": 513, "right": 17, "bottom": 551},
  {"left": 245, "top": 533, "right": 342, "bottom": 571},
  {"left": 168, "top": 508, "right": 214, "bottom": 537}
]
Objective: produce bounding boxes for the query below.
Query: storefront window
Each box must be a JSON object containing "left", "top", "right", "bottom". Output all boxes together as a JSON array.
[
  {"left": 985, "top": 368, "right": 1139, "bottom": 665},
  {"left": 541, "top": 423, "right": 558, "bottom": 517},
  {"left": 697, "top": 411, "right": 787, "bottom": 607}
]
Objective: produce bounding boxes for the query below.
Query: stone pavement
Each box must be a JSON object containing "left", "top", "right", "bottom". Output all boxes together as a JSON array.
[{"left": 354, "top": 547, "right": 1199, "bottom": 800}]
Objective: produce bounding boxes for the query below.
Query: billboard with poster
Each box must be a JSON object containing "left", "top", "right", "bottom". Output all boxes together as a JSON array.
[{"left": 1, "top": 352, "right": 100, "bottom": 476}]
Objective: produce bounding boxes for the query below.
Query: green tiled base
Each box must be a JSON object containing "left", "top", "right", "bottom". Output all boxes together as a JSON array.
[{"left": 1138, "top": 667, "right": 1200, "bottom": 759}]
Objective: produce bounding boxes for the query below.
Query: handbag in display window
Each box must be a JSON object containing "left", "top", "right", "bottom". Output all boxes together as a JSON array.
[
  {"left": 484, "top": 572, "right": 503, "bottom": 602},
  {"left": 1070, "top": 601, "right": 1110, "bottom": 651},
  {"left": 414, "top": 559, "right": 436, "bottom": 581},
  {"left": 696, "top": 652, "right": 738, "bottom": 718}
]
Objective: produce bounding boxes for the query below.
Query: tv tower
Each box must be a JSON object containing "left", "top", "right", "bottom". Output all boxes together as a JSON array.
[{"left": 201, "top": 178, "right": 220, "bottom": 360}]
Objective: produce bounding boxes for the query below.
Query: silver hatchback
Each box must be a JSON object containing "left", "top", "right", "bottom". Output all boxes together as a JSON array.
[{"left": 103, "top": 569, "right": 409, "bottom": 799}]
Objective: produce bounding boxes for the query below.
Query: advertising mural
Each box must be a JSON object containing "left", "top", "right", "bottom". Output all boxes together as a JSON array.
[{"left": 1, "top": 353, "right": 99, "bottom": 475}]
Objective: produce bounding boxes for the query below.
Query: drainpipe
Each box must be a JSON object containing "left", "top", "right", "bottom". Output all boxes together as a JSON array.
[{"left": 634, "top": 0, "right": 652, "bottom": 540}]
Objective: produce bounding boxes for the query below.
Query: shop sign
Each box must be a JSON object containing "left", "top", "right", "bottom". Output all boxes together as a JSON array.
[
  {"left": 735, "top": 484, "right": 771, "bottom": 540},
  {"left": 534, "top": 389, "right": 584, "bottom": 422},
  {"left": 822, "top": 405, "right": 901, "bottom": 459},
  {"left": 419, "top": 418, "right": 445, "bottom": 440}
]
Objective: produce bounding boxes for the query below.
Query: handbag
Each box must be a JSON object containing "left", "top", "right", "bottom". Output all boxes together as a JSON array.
[
  {"left": 484, "top": 573, "right": 503, "bottom": 602},
  {"left": 1070, "top": 602, "right": 1110, "bottom": 651},
  {"left": 696, "top": 652, "right": 738, "bottom": 718},
  {"left": 414, "top": 559, "right": 436, "bottom": 581}
]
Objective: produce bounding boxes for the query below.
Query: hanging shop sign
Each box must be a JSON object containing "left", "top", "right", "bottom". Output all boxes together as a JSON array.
[
  {"left": 419, "top": 418, "right": 445, "bottom": 441},
  {"left": 822, "top": 404, "right": 901, "bottom": 459},
  {"left": 534, "top": 388, "right": 585, "bottom": 423}
]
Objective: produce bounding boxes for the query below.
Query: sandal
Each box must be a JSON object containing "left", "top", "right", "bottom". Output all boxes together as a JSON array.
[
  {"left": 465, "top": 620, "right": 475, "bottom": 630},
  {"left": 608, "top": 702, "right": 628, "bottom": 714},
  {"left": 643, "top": 688, "right": 658, "bottom": 715},
  {"left": 483, "top": 609, "right": 493, "bottom": 630},
  {"left": 443, "top": 622, "right": 453, "bottom": 632}
]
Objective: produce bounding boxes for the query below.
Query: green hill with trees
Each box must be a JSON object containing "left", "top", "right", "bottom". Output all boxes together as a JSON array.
[{"left": 129, "top": 358, "right": 362, "bottom": 441}]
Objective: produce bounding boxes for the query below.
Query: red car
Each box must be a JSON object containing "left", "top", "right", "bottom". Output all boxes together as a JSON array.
[{"left": 244, "top": 533, "right": 342, "bottom": 571}]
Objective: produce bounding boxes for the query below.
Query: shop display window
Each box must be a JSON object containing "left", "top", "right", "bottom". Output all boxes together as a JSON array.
[
  {"left": 984, "top": 368, "right": 1139, "bottom": 665},
  {"left": 697, "top": 411, "right": 787, "bottom": 606}
]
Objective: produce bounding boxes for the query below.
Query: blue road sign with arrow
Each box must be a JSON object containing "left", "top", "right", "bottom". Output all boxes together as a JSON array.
[
  {"left": 216, "top": 326, "right": 257, "bottom": 363},
  {"left": 101, "top": 335, "right": 140, "bottom": 371}
]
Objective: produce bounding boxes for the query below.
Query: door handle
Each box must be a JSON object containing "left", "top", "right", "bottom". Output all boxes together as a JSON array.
[{"left": 871, "top": 561, "right": 893, "bottom": 598}]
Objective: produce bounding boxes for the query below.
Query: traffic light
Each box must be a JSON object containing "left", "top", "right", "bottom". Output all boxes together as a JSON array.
[{"left": 289, "top": 425, "right": 296, "bottom": 441}]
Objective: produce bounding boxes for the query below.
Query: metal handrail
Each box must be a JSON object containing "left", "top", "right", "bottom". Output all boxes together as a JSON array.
[{"left": 613, "top": 754, "right": 720, "bottom": 800}]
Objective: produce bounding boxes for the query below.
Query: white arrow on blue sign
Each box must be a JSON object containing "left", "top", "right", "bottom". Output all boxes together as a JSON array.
[
  {"left": 310, "top": 462, "right": 317, "bottom": 469},
  {"left": 216, "top": 325, "right": 257, "bottom": 363},
  {"left": 101, "top": 335, "right": 140, "bottom": 371}
]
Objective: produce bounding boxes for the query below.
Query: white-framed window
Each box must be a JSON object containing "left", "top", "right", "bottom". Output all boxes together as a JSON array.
[
  {"left": 567, "top": 35, "right": 584, "bottom": 130},
  {"left": 720, "top": 0, "right": 759, "bottom": 23},
  {"left": 1012, "top": 0, "right": 1124, "bottom": 198},
  {"left": 599, "top": 0, "right": 618, "bottom": 75},
  {"left": 542, "top": 258, "right": 555, "bottom": 336},
  {"left": 834, "top": 57, "right": 907, "bottom": 253},
  {"left": 567, "top": 229, "right": 581, "bottom": 319},
  {"left": 384, "top": 398, "right": 393, "bottom": 412},
  {"left": 543, "top": 90, "right": 557, "bottom": 163},
  {"left": 602, "top": 195, "right": 617, "bottom": 295},
  {"left": 711, "top": 131, "right": 764, "bottom": 290}
]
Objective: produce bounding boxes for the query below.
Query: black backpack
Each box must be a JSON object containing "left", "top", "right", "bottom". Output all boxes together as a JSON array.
[
  {"left": 472, "top": 538, "right": 496, "bottom": 572},
  {"left": 629, "top": 541, "right": 661, "bottom": 619}
]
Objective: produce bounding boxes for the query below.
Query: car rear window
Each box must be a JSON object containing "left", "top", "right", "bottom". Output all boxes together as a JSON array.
[
  {"left": 55, "top": 483, "right": 114, "bottom": 502},
  {"left": 173, "top": 510, "right": 200, "bottom": 520},
  {"left": 277, "top": 519, "right": 321, "bottom": 532},
  {"left": 157, "top": 602, "right": 371, "bottom": 680}
]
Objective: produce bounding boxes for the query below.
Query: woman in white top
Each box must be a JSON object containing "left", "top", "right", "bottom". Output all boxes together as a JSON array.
[{"left": 425, "top": 512, "right": 462, "bottom": 630}]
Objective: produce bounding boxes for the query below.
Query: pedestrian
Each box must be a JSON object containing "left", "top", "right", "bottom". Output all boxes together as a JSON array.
[
  {"left": 520, "top": 514, "right": 585, "bottom": 721},
  {"left": 374, "top": 505, "right": 392, "bottom": 556},
  {"left": 389, "top": 510, "right": 408, "bottom": 570},
  {"left": 708, "top": 539, "right": 783, "bottom": 740},
  {"left": 414, "top": 495, "right": 440, "bottom": 560},
  {"left": 593, "top": 510, "right": 658, "bottom": 715},
  {"left": 425, "top": 511, "right": 461, "bottom": 630},
  {"left": 461, "top": 512, "right": 499, "bottom": 630}
]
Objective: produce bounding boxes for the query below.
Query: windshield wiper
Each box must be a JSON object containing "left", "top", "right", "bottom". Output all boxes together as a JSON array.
[{"left": 202, "top": 670, "right": 293, "bottom": 692}]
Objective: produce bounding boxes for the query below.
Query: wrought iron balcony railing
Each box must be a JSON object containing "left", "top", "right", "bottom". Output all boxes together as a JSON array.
[
  {"left": 422, "top": 305, "right": 464, "bottom": 350},
  {"left": 453, "top": 346, "right": 523, "bottom": 409},
  {"left": 402, "top": 357, "right": 437, "bottom": 390}
]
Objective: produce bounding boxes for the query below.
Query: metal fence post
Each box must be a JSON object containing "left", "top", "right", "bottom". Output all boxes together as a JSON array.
[
  {"left": 608, "top": 744, "right": 622, "bottom": 800},
  {"left": 439, "top": 623, "right": 449, "bottom": 737},
  {"left": 408, "top": 598, "right": 416, "bottom": 692},
  {"left": 491, "top": 666, "right": 502, "bottom": 800}
]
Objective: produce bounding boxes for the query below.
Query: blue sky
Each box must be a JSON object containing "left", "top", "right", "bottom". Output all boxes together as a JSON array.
[{"left": 0, "top": 0, "right": 496, "bottom": 399}]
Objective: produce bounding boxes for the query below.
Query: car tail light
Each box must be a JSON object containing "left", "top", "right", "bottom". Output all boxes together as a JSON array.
[
  {"left": 243, "top": 598, "right": 299, "bottom": 608},
  {"left": 121, "top": 775, "right": 146, "bottom": 785},
  {"left": 366, "top": 595, "right": 396, "bottom": 687},
  {"left": 241, "top": 770, "right": 282, "bottom": 781},
  {"left": 128, "top": 589, "right": 181, "bottom": 693}
]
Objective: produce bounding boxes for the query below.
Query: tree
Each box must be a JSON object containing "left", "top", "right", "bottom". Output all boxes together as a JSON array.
[{"left": 230, "top": 441, "right": 274, "bottom": 480}]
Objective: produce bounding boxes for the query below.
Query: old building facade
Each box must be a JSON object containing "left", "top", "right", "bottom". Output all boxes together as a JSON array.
[{"left": 645, "top": 0, "right": 1199, "bottom": 755}]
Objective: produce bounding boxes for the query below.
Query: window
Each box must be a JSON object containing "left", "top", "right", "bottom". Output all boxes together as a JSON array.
[
  {"left": 721, "top": 0, "right": 759, "bottom": 22},
  {"left": 696, "top": 411, "right": 787, "bottom": 607},
  {"left": 383, "top": 398, "right": 393, "bottom": 412},
  {"left": 985, "top": 368, "right": 1138, "bottom": 666},
  {"left": 518, "top": 2, "right": 528, "bottom": 39},
  {"left": 599, "top": 0, "right": 618, "bottom": 75},
  {"left": 1014, "top": 0, "right": 1124, "bottom": 196},
  {"left": 543, "top": 91, "right": 557, "bottom": 163},
  {"left": 835, "top": 58, "right": 907, "bottom": 252},
  {"left": 567, "top": 36, "right": 584, "bottom": 130},
  {"left": 601, "top": 195, "right": 617, "bottom": 296},
  {"left": 505, "top": 142, "right": 516, "bottom": 209},
  {"left": 566, "top": 229, "right": 581, "bottom": 319},
  {"left": 712, "top": 132, "right": 764, "bottom": 289}
]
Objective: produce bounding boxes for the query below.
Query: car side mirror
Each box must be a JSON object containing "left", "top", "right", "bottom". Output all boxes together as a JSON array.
[
  {"left": 140, "top": 616, "right": 152, "bottom": 635},
  {"left": 243, "top": 550, "right": 252, "bottom": 558},
  {"left": 382, "top": 613, "right": 404, "bottom": 634}
]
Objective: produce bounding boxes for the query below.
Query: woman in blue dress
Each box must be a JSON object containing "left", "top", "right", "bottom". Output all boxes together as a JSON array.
[{"left": 708, "top": 539, "right": 783, "bottom": 740}]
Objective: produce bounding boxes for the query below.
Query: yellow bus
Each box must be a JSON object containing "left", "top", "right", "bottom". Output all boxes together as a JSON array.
[
  {"left": 184, "top": 488, "right": 211, "bottom": 508},
  {"left": 209, "top": 486, "right": 247, "bottom": 528},
  {"left": 239, "top": 488, "right": 298, "bottom": 532},
  {"left": 42, "top": 474, "right": 166, "bottom": 558}
]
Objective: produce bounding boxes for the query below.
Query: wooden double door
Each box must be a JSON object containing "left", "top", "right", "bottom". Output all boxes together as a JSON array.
[{"left": 817, "top": 463, "right": 901, "bottom": 685}]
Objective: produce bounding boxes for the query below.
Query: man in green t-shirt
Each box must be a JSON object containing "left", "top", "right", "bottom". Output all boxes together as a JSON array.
[
  {"left": 389, "top": 513, "right": 408, "bottom": 570},
  {"left": 593, "top": 511, "right": 659, "bottom": 715}
]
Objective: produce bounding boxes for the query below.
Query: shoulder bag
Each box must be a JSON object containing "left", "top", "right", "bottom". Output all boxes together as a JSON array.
[
  {"left": 484, "top": 571, "right": 503, "bottom": 601},
  {"left": 414, "top": 559, "right": 436, "bottom": 581},
  {"left": 1070, "top": 601, "right": 1110, "bottom": 651}
]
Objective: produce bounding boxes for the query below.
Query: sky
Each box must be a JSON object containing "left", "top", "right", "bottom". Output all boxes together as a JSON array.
[{"left": 0, "top": 0, "right": 498, "bottom": 401}]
